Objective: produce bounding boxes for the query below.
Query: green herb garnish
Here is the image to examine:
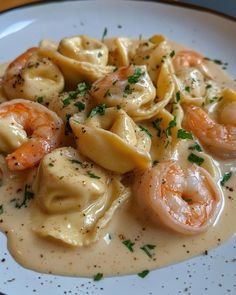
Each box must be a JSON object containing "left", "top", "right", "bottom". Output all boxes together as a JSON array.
[
  {"left": 177, "top": 129, "right": 193, "bottom": 140},
  {"left": 188, "top": 153, "right": 204, "bottom": 165},
  {"left": 185, "top": 86, "right": 190, "bottom": 93},
  {"left": 188, "top": 142, "right": 202, "bottom": 152},
  {"left": 139, "top": 125, "right": 152, "bottom": 139},
  {"left": 0, "top": 205, "right": 3, "bottom": 215},
  {"left": 122, "top": 239, "right": 135, "bottom": 252},
  {"left": 138, "top": 270, "right": 149, "bottom": 278},
  {"left": 152, "top": 118, "right": 162, "bottom": 137},
  {"left": 183, "top": 198, "right": 193, "bottom": 203},
  {"left": 62, "top": 82, "right": 90, "bottom": 107},
  {"left": 152, "top": 160, "right": 159, "bottom": 166},
  {"left": 220, "top": 172, "right": 232, "bottom": 186},
  {"left": 101, "top": 27, "right": 108, "bottom": 41},
  {"left": 48, "top": 163, "right": 54, "bottom": 167},
  {"left": 140, "top": 244, "right": 156, "bottom": 258},
  {"left": 98, "top": 52, "right": 103, "bottom": 58},
  {"left": 123, "top": 84, "right": 134, "bottom": 97},
  {"left": 94, "top": 273, "right": 103, "bottom": 281},
  {"left": 70, "top": 159, "right": 82, "bottom": 165},
  {"left": 88, "top": 103, "right": 106, "bottom": 118},
  {"left": 206, "top": 84, "right": 212, "bottom": 89},
  {"left": 175, "top": 91, "right": 181, "bottom": 103},
  {"left": 74, "top": 101, "right": 85, "bottom": 111},
  {"left": 87, "top": 171, "right": 101, "bottom": 179},
  {"left": 128, "top": 68, "right": 144, "bottom": 84},
  {"left": 165, "top": 117, "right": 176, "bottom": 137},
  {"left": 11, "top": 185, "right": 34, "bottom": 209},
  {"left": 104, "top": 89, "right": 112, "bottom": 97},
  {"left": 170, "top": 50, "right": 175, "bottom": 58},
  {"left": 37, "top": 96, "right": 43, "bottom": 104}
]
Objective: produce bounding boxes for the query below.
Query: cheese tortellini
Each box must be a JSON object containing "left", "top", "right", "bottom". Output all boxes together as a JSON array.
[
  {"left": 33, "top": 147, "right": 130, "bottom": 246},
  {"left": 38, "top": 36, "right": 114, "bottom": 88},
  {"left": 70, "top": 107, "right": 152, "bottom": 173},
  {"left": 3, "top": 48, "right": 64, "bottom": 102}
]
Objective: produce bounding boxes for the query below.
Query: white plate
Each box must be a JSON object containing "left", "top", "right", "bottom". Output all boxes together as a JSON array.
[{"left": 0, "top": 1, "right": 236, "bottom": 294}]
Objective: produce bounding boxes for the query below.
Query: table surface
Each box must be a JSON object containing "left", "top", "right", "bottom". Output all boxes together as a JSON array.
[{"left": 1, "top": 0, "right": 236, "bottom": 18}]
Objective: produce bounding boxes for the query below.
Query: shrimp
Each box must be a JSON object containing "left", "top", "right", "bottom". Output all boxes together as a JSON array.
[
  {"left": 134, "top": 161, "right": 222, "bottom": 235},
  {"left": 173, "top": 50, "right": 212, "bottom": 79},
  {"left": 184, "top": 104, "right": 236, "bottom": 159},
  {"left": 0, "top": 99, "right": 63, "bottom": 171},
  {"left": 2, "top": 47, "right": 37, "bottom": 99}
]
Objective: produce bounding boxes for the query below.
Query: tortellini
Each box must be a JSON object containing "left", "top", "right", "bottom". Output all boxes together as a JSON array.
[
  {"left": 70, "top": 107, "right": 152, "bottom": 173},
  {"left": 3, "top": 49, "right": 64, "bottom": 101},
  {"left": 38, "top": 36, "right": 114, "bottom": 88},
  {"left": 33, "top": 147, "right": 130, "bottom": 246}
]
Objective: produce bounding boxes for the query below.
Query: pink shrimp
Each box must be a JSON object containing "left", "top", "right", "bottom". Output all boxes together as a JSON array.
[
  {"left": 0, "top": 99, "right": 63, "bottom": 171},
  {"left": 134, "top": 161, "right": 222, "bottom": 235}
]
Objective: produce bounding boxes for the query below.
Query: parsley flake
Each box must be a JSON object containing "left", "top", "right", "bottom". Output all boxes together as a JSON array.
[
  {"left": 189, "top": 142, "right": 202, "bottom": 152},
  {"left": 104, "top": 89, "right": 112, "bottom": 97},
  {"left": 152, "top": 160, "right": 159, "bottom": 166},
  {"left": 74, "top": 101, "right": 85, "bottom": 111},
  {"left": 220, "top": 172, "right": 232, "bottom": 187},
  {"left": 185, "top": 86, "right": 190, "bottom": 93},
  {"left": 122, "top": 239, "right": 135, "bottom": 252},
  {"left": 94, "top": 273, "right": 103, "bottom": 281},
  {"left": 128, "top": 68, "right": 144, "bottom": 84},
  {"left": 188, "top": 153, "right": 204, "bottom": 165},
  {"left": 70, "top": 159, "right": 82, "bottom": 165},
  {"left": 11, "top": 185, "right": 34, "bottom": 209},
  {"left": 101, "top": 27, "right": 108, "bottom": 41},
  {"left": 152, "top": 118, "right": 162, "bottom": 137},
  {"left": 175, "top": 91, "right": 181, "bottom": 103},
  {"left": 177, "top": 129, "right": 193, "bottom": 140},
  {"left": 138, "top": 270, "right": 149, "bottom": 278},
  {"left": 88, "top": 103, "right": 106, "bottom": 118},
  {"left": 87, "top": 171, "right": 101, "bottom": 179},
  {"left": 123, "top": 84, "right": 134, "bottom": 97},
  {"left": 139, "top": 125, "right": 152, "bottom": 139},
  {"left": 62, "top": 82, "right": 90, "bottom": 107},
  {"left": 0, "top": 204, "right": 3, "bottom": 215},
  {"left": 37, "top": 96, "right": 43, "bottom": 104},
  {"left": 166, "top": 118, "right": 176, "bottom": 137},
  {"left": 169, "top": 50, "right": 175, "bottom": 58},
  {"left": 140, "top": 244, "right": 156, "bottom": 258}
]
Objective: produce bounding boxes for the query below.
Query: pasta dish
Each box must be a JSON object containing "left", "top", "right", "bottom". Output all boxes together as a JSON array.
[{"left": 0, "top": 34, "right": 235, "bottom": 278}]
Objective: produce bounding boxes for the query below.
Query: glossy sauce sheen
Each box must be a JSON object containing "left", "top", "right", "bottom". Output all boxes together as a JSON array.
[{"left": 0, "top": 49, "right": 236, "bottom": 277}]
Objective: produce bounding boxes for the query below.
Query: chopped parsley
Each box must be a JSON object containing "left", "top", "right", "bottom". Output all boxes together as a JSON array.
[
  {"left": 11, "top": 185, "right": 34, "bottom": 209},
  {"left": 175, "top": 91, "right": 181, "bottom": 103},
  {"left": 185, "top": 86, "right": 190, "bottom": 93},
  {"left": 98, "top": 52, "right": 103, "bottom": 58},
  {"left": 62, "top": 82, "right": 90, "bottom": 107},
  {"left": 152, "top": 118, "right": 162, "bottom": 137},
  {"left": 220, "top": 172, "right": 232, "bottom": 187},
  {"left": 189, "top": 142, "right": 202, "bottom": 152},
  {"left": 177, "top": 129, "right": 193, "bottom": 140},
  {"left": 188, "top": 153, "right": 204, "bottom": 165},
  {"left": 138, "top": 270, "right": 149, "bottom": 278},
  {"left": 123, "top": 84, "right": 134, "bottom": 97},
  {"left": 122, "top": 239, "right": 135, "bottom": 252},
  {"left": 140, "top": 244, "right": 156, "bottom": 258},
  {"left": 165, "top": 117, "right": 176, "bottom": 137},
  {"left": 74, "top": 101, "right": 85, "bottom": 112},
  {"left": 88, "top": 103, "right": 106, "bottom": 118},
  {"left": 37, "top": 96, "right": 43, "bottom": 104},
  {"left": 169, "top": 50, "right": 175, "bottom": 58},
  {"left": 94, "top": 273, "right": 103, "bottom": 281},
  {"left": 139, "top": 125, "right": 152, "bottom": 139},
  {"left": 87, "top": 171, "right": 101, "bottom": 179},
  {"left": 48, "top": 163, "right": 54, "bottom": 167},
  {"left": 70, "top": 159, "right": 82, "bottom": 165},
  {"left": 206, "top": 84, "right": 212, "bottom": 90},
  {"left": 0, "top": 204, "right": 3, "bottom": 215},
  {"left": 128, "top": 68, "right": 144, "bottom": 84},
  {"left": 101, "top": 27, "right": 108, "bottom": 41}
]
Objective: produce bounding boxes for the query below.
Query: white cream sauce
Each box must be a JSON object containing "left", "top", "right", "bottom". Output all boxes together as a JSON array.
[{"left": 0, "top": 47, "right": 236, "bottom": 278}]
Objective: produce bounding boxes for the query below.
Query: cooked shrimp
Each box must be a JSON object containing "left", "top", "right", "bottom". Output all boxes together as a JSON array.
[
  {"left": 173, "top": 50, "right": 212, "bottom": 79},
  {"left": 184, "top": 104, "right": 236, "bottom": 159},
  {"left": 0, "top": 99, "right": 63, "bottom": 171},
  {"left": 134, "top": 161, "right": 222, "bottom": 235},
  {"left": 2, "top": 47, "right": 37, "bottom": 98}
]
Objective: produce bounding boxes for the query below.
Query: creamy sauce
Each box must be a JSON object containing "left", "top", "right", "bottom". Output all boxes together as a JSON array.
[{"left": 0, "top": 45, "right": 236, "bottom": 278}]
